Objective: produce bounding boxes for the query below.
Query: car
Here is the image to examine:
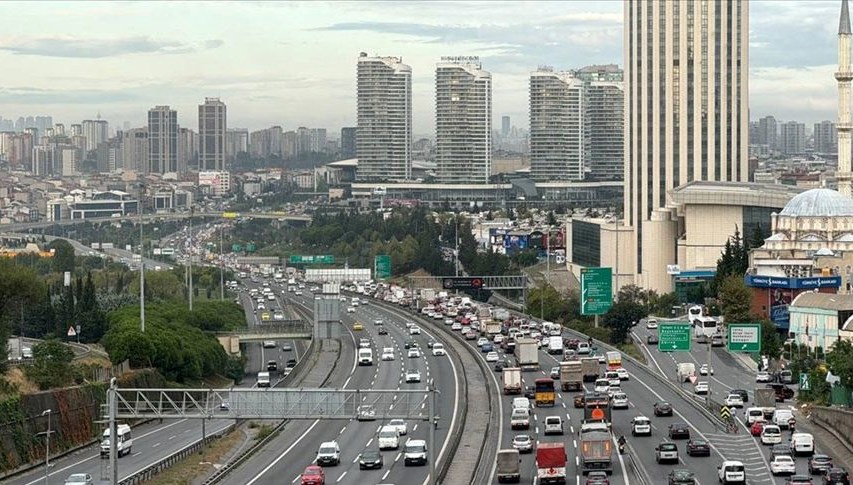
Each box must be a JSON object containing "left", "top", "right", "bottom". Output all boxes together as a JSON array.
[
  {"left": 512, "top": 434, "right": 534, "bottom": 453},
  {"left": 477, "top": 337, "right": 489, "bottom": 347},
  {"left": 544, "top": 416, "right": 563, "bottom": 435},
  {"left": 631, "top": 416, "right": 652, "bottom": 436},
  {"left": 381, "top": 348, "right": 395, "bottom": 361},
  {"left": 347, "top": 306, "right": 355, "bottom": 313},
  {"left": 667, "top": 469, "right": 697, "bottom": 485},
  {"left": 524, "top": 385, "right": 536, "bottom": 400},
  {"left": 486, "top": 351, "right": 499, "bottom": 362},
  {"left": 409, "top": 326, "right": 421, "bottom": 335},
  {"left": 574, "top": 394, "right": 585, "bottom": 408},
  {"left": 281, "top": 343, "right": 293, "bottom": 351},
  {"left": 772, "top": 443, "right": 794, "bottom": 458},
  {"left": 695, "top": 382, "right": 710, "bottom": 395},
  {"left": 219, "top": 400, "right": 230, "bottom": 411},
  {"left": 257, "top": 303, "right": 265, "bottom": 310},
  {"left": 808, "top": 454, "right": 833, "bottom": 475},
  {"left": 64, "top": 474, "right": 94, "bottom": 485},
  {"left": 300, "top": 465, "right": 326, "bottom": 485},
  {"left": 612, "top": 392, "right": 629, "bottom": 409},
  {"left": 353, "top": 322, "right": 364, "bottom": 331},
  {"left": 761, "top": 424, "right": 783, "bottom": 445},
  {"left": 699, "top": 364, "right": 714, "bottom": 376},
  {"left": 481, "top": 342, "right": 494, "bottom": 353},
  {"left": 405, "top": 369, "right": 421, "bottom": 383},
  {"left": 358, "top": 448, "right": 384, "bottom": 470},
  {"left": 404, "top": 339, "right": 418, "bottom": 350},
  {"left": 646, "top": 319, "right": 659, "bottom": 329},
  {"left": 756, "top": 371, "right": 773, "bottom": 382},
  {"left": 403, "top": 439, "right": 428, "bottom": 466},
  {"left": 686, "top": 438, "right": 710, "bottom": 456},
  {"left": 647, "top": 334, "right": 659, "bottom": 344},
  {"left": 785, "top": 476, "right": 815, "bottom": 485},
  {"left": 616, "top": 368, "right": 630, "bottom": 380},
  {"left": 263, "top": 340, "right": 276, "bottom": 348},
  {"left": 654, "top": 401, "right": 674, "bottom": 416},
  {"left": 605, "top": 371, "right": 621, "bottom": 386},
  {"left": 316, "top": 441, "right": 341, "bottom": 466},
  {"left": 359, "top": 338, "right": 371, "bottom": 349},
  {"left": 373, "top": 319, "right": 383, "bottom": 326},
  {"left": 586, "top": 471, "right": 610, "bottom": 485},
  {"left": 408, "top": 347, "right": 421, "bottom": 358},
  {"left": 465, "top": 330, "right": 478, "bottom": 340},
  {"left": 725, "top": 393, "right": 745, "bottom": 408},
  {"left": 377, "top": 326, "right": 388, "bottom": 335},
  {"left": 668, "top": 422, "right": 690, "bottom": 439},
  {"left": 432, "top": 343, "right": 446, "bottom": 356},
  {"left": 357, "top": 404, "right": 376, "bottom": 421},
  {"left": 451, "top": 322, "right": 462, "bottom": 331},
  {"left": 389, "top": 418, "right": 408, "bottom": 435},
  {"left": 656, "top": 442, "right": 679, "bottom": 463},
  {"left": 286, "top": 358, "right": 298, "bottom": 369},
  {"left": 751, "top": 420, "right": 767, "bottom": 436},
  {"left": 730, "top": 388, "right": 749, "bottom": 403},
  {"left": 597, "top": 354, "right": 606, "bottom": 364},
  {"left": 267, "top": 360, "right": 278, "bottom": 371},
  {"left": 823, "top": 468, "right": 851, "bottom": 485},
  {"left": 594, "top": 378, "right": 610, "bottom": 393},
  {"left": 550, "top": 366, "right": 561, "bottom": 379},
  {"left": 493, "top": 361, "right": 505, "bottom": 372}
]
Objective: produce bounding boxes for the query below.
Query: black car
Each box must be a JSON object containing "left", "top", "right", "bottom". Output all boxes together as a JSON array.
[
  {"left": 668, "top": 469, "right": 697, "bottom": 485},
  {"left": 404, "top": 339, "right": 417, "bottom": 349},
  {"left": 772, "top": 443, "right": 794, "bottom": 458},
  {"left": 668, "top": 423, "right": 690, "bottom": 439},
  {"left": 786, "top": 476, "right": 814, "bottom": 485},
  {"left": 824, "top": 468, "right": 851, "bottom": 485},
  {"left": 767, "top": 383, "right": 795, "bottom": 401},
  {"left": 808, "top": 454, "right": 833, "bottom": 475},
  {"left": 358, "top": 449, "right": 384, "bottom": 470},
  {"left": 647, "top": 334, "right": 659, "bottom": 345},
  {"left": 730, "top": 389, "right": 749, "bottom": 403},
  {"left": 266, "top": 360, "right": 278, "bottom": 371},
  {"left": 285, "top": 358, "right": 297, "bottom": 369},
  {"left": 654, "top": 402, "right": 674, "bottom": 416},
  {"left": 494, "top": 361, "right": 505, "bottom": 372},
  {"left": 524, "top": 385, "right": 536, "bottom": 399},
  {"left": 686, "top": 438, "right": 710, "bottom": 456},
  {"left": 377, "top": 326, "right": 388, "bottom": 335}
]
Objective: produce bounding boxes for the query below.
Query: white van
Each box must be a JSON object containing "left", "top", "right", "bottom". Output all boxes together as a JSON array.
[
  {"left": 358, "top": 348, "right": 374, "bottom": 366},
  {"left": 257, "top": 371, "right": 270, "bottom": 388},
  {"left": 745, "top": 407, "right": 764, "bottom": 425},
  {"left": 773, "top": 409, "right": 794, "bottom": 429},
  {"left": 512, "top": 397, "right": 531, "bottom": 410},
  {"left": 791, "top": 432, "right": 814, "bottom": 456},
  {"left": 717, "top": 460, "right": 746, "bottom": 484},
  {"left": 100, "top": 424, "right": 133, "bottom": 457},
  {"left": 378, "top": 425, "right": 400, "bottom": 450}
]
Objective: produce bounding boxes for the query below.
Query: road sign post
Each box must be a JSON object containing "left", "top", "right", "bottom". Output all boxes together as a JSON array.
[
  {"left": 580, "top": 267, "right": 613, "bottom": 316},
  {"left": 374, "top": 255, "right": 391, "bottom": 279},
  {"left": 441, "top": 277, "right": 484, "bottom": 290},
  {"left": 799, "top": 373, "right": 811, "bottom": 391},
  {"left": 720, "top": 406, "right": 731, "bottom": 419},
  {"left": 658, "top": 323, "right": 691, "bottom": 352},
  {"left": 288, "top": 255, "right": 335, "bottom": 264},
  {"left": 727, "top": 323, "right": 762, "bottom": 353}
]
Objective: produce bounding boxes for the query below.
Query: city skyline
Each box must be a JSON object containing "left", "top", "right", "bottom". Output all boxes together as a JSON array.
[{"left": 0, "top": 1, "right": 845, "bottom": 134}]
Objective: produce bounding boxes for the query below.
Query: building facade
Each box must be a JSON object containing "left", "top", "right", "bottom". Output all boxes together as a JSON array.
[
  {"left": 121, "top": 128, "right": 148, "bottom": 173},
  {"left": 757, "top": 115, "right": 778, "bottom": 149},
  {"left": 779, "top": 121, "right": 806, "bottom": 155},
  {"left": 147, "top": 106, "right": 179, "bottom": 174},
  {"left": 198, "top": 97, "right": 227, "bottom": 171},
  {"left": 623, "top": 0, "right": 750, "bottom": 292},
  {"left": 225, "top": 128, "right": 249, "bottom": 162},
  {"left": 340, "top": 127, "right": 356, "bottom": 159},
  {"left": 578, "top": 64, "right": 624, "bottom": 181},
  {"left": 435, "top": 56, "right": 492, "bottom": 184},
  {"left": 814, "top": 120, "right": 838, "bottom": 154},
  {"left": 356, "top": 53, "right": 412, "bottom": 182},
  {"left": 529, "top": 68, "right": 586, "bottom": 182},
  {"left": 81, "top": 119, "right": 109, "bottom": 152}
]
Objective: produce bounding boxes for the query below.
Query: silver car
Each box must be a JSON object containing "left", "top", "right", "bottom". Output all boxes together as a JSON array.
[
  {"left": 65, "top": 474, "right": 94, "bottom": 485},
  {"left": 512, "top": 434, "right": 534, "bottom": 453}
]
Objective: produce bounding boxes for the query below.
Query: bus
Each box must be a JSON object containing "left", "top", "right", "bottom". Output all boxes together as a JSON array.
[
  {"left": 534, "top": 378, "right": 556, "bottom": 407},
  {"left": 688, "top": 305, "right": 704, "bottom": 319},
  {"left": 693, "top": 316, "right": 718, "bottom": 340}
]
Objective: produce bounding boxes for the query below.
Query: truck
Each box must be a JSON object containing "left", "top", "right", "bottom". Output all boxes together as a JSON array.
[
  {"left": 581, "top": 357, "right": 600, "bottom": 382},
  {"left": 580, "top": 429, "right": 613, "bottom": 475},
  {"left": 605, "top": 351, "right": 622, "bottom": 370},
  {"left": 256, "top": 371, "right": 270, "bottom": 388},
  {"left": 677, "top": 362, "right": 696, "bottom": 382},
  {"left": 515, "top": 337, "right": 539, "bottom": 371},
  {"left": 536, "top": 442, "right": 567, "bottom": 484},
  {"left": 493, "top": 308, "right": 511, "bottom": 321},
  {"left": 496, "top": 449, "right": 521, "bottom": 483},
  {"left": 503, "top": 367, "right": 522, "bottom": 395},
  {"left": 547, "top": 336, "right": 564, "bottom": 355},
  {"left": 754, "top": 388, "right": 777, "bottom": 419},
  {"left": 560, "top": 361, "right": 583, "bottom": 392},
  {"left": 485, "top": 320, "right": 502, "bottom": 336}
]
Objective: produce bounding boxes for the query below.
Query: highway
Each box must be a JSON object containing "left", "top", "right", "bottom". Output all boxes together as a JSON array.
[{"left": 221, "top": 286, "right": 462, "bottom": 485}]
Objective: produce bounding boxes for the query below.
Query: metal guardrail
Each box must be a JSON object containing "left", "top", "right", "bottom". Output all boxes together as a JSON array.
[{"left": 623, "top": 441, "right": 651, "bottom": 485}]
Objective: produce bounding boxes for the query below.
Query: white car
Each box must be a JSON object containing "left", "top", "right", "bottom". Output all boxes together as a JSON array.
[
  {"left": 493, "top": 335, "right": 504, "bottom": 344},
  {"left": 512, "top": 434, "right": 534, "bottom": 453},
  {"left": 646, "top": 319, "right": 658, "bottom": 329},
  {"left": 607, "top": 385, "right": 622, "bottom": 398},
  {"left": 699, "top": 364, "right": 714, "bottom": 376},
  {"left": 409, "top": 326, "right": 421, "bottom": 335},
  {"left": 444, "top": 318, "right": 454, "bottom": 326},
  {"left": 761, "top": 425, "right": 783, "bottom": 445},
  {"left": 616, "top": 368, "right": 630, "bottom": 380},
  {"left": 577, "top": 342, "right": 591, "bottom": 354},
  {"left": 359, "top": 338, "right": 371, "bottom": 349},
  {"left": 756, "top": 371, "right": 772, "bottom": 383},
  {"left": 408, "top": 348, "right": 421, "bottom": 358},
  {"left": 477, "top": 337, "right": 489, "bottom": 347},
  {"left": 262, "top": 340, "right": 276, "bottom": 349},
  {"left": 631, "top": 416, "right": 652, "bottom": 436},
  {"left": 594, "top": 379, "right": 610, "bottom": 393},
  {"left": 389, "top": 418, "right": 408, "bottom": 435},
  {"left": 257, "top": 303, "right": 265, "bottom": 310},
  {"left": 695, "top": 382, "right": 710, "bottom": 395},
  {"left": 451, "top": 322, "right": 462, "bottom": 331},
  {"left": 405, "top": 369, "right": 421, "bottom": 383},
  {"left": 770, "top": 455, "right": 796, "bottom": 475},
  {"left": 485, "top": 351, "right": 499, "bottom": 362},
  {"left": 381, "top": 348, "right": 395, "bottom": 361},
  {"left": 431, "top": 343, "right": 446, "bottom": 356},
  {"left": 347, "top": 306, "right": 355, "bottom": 313},
  {"left": 612, "top": 392, "right": 629, "bottom": 409},
  {"left": 724, "top": 394, "right": 744, "bottom": 408}
]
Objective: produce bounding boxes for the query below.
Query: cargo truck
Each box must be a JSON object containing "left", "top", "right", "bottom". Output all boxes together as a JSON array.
[
  {"left": 493, "top": 308, "right": 510, "bottom": 321},
  {"left": 496, "top": 449, "right": 521, "bottom": 483},
  {"left": 503, "top": 367, "right": 522, "bottom": 395},
  {"left": 605, "top": 351, "right": 622, "bottom": 370},
  {"left": 536, "top": 442, "right": 567, "bottom": 484},
  {"left": 515, "top": 338, "right": 539, "bottom": 371},
  {"left": 485, "top": 320, "right": 502, "bottom": 336},
  {"left": 580, "top": 429, "right": 613, "bottom": 475},
  {"left": 754, "top": 388, "right": 777, "bottom": 419},
  {"left": 581, "top": 357, "right": 600, "bottom": 382},
  {"left": 677, "top": 362, "right": 696, "bottom": 382},
  {"left": 560, "top": 361, "right": 583, "bottom": 392}
]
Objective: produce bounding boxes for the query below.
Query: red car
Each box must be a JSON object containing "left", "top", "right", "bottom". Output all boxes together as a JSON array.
[
  {"left": 301, "top": 465, "right": 325, "bottom": 485},
  {"left": 751, "top": 421, "right": 766, "bottom": 436}
]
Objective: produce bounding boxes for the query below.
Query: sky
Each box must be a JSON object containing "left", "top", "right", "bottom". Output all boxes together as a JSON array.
[{"left": 0, "top": 1, "right": 845, "bottom": 137}]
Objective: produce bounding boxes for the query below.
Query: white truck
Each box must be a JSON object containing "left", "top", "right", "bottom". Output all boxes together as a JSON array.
[
  {"left": 503, "top": 367, "right": 522, "bottom": 395},
  {"left": 493, "top": 308, "right": 510, "bottom": 321},
  {"left": 560, "top": 361, "right": 583, "bottom": 392},
  {"left": 515, "top": 337, "right": 539, "bottom": 371},
  {"left": 547, "top": 336, "right": 564, "bottom": 355},
  {"left": 754, "top": 388, "right": 777, "bottom": 419},
  {"left": 100, "top": 424, "right": 133, "bottom": 457},
  {"left": 677, "top": 362, "right": 696, "bottom": 383},
  {"left": 257, "top": 371, "right": 271, "bottom": 387},
  {"left": 485, "top": 319, "right": 502, "bottom": 336}
]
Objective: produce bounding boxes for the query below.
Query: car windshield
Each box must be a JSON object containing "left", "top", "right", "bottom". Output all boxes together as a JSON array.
[
  {"left": 691, "top": 439, "right": 707, "bottom": 445},
  {"left": 660, "top": 443, "right": 676, "bottom": 450},
  {"left": 514, "top": 435, "right": 530, "bottom": 442},
  {"left": 673, "top": 470, "right": 694, "bottom": 478},
  {"left": 729, "top": 465, "right": 745, "bottom": 472},
  {"left": 379, "top": 430, "right": 395, "bottom": 438},
  {"left": 319, "top": 446, "right": 336, "bottom": 454},
  {"left": 406, "top": 444, "right": 426, "bottom": 453},
  {"left": 68, "top": 475, "right": 88, "bottom": 481}
]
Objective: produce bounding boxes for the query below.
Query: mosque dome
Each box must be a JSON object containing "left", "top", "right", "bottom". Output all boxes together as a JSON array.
[{"left": 778, "top": 188, "right": 853, "bottom": 217}]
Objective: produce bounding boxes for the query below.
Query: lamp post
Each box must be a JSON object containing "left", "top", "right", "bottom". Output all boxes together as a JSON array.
[
  {"left": 39, "top": 408, "right": 52, "bottom": 484},
  {"left": 138, "top": 182, "right": 145, "bottom": 333},
  {"left": 189, "top": 205, "right": 194, "bottom": 311},
  {"left": 220, "top": 224, "right": 225, "bottom": 301}
]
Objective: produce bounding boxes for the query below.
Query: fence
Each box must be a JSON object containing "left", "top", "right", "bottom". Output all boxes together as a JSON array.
[{"left": 92, "top": 360, "right": 131, "bottom": 383}]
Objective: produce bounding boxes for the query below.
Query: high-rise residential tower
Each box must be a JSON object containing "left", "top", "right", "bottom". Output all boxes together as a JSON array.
[
  {"left": 198, "top": 97, "right": 226, "bottom": 171},
  {"left": 147, "top": 106, "right": 178, "bottom": 174},
  {"left": 435, "top": 56, "right": 492, "bottom": 184},
  {"left": 356, "top": 53, "right": 412, "bottom": 182},
  {"left": 341, "top": 127, "right": 357, "bottom": 159},
  {"left": 576, "top": 64, "right": 625, "bottom": 181},
  {"left": 779, "top": 121, "right": 806, "bottom": 155},
  {"left": 757, "top": 115, "right": 778, "bottom": 148},
  {"left": 838, "top": 0, "right": 853, "bottom": 196},
  {"left": 813, "top": 121, "right": 838, "bottom": 154},
  {"left": 529, "top": 68, "right": 586, "bottom": 182},
  {"left": 82, "top": 119, "right": 109, "bottom": 152},
  {"left": 624, "top": 0, "right": 749, "bottom": 292}
]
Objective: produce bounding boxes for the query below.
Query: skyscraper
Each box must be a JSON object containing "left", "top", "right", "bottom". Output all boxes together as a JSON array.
[
  {"left": 813, "top": 120, "right": 837, "bottom": 154},
  {"left": 624, "top": 0, "right": 749, "bottom": 292},
  {"left": 82, "top": 119, "right": 109, "bottom": 152},
  {"left": 529, "top": 68, "right": 586, "bottom": 182},
  {"left": 577, "top": 64, "right": 624, "bottom": 181},
  {"left": 356, "top": 53, "right": 412, "bottom": 181},
  {"left": 198, "top": 97, "right": 227, "bottom": 171},
  {"left": 341, "top": 127, "right": 357, "bottom": 159},
  {"left": 757, "top": 115, "right": 778, "bottom": 148},
  {"left": 779, "top": 121, "right": 806, "bottom": 155},
  {"left": 225, "top": 128, "right": 249, "bottom": 162},
  {"left": 147, "top": 106, "right": 178, "bottom": 174},
  {"left": 501, "top": 116, "right": 511, "bottom": 137},
  {"left": 435, "top": 56, "right": 492, "bottom": 184}
]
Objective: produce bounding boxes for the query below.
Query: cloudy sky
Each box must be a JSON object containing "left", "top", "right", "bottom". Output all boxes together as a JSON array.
[{"left": 0, "top": 1, "right": 844, "bottom": 136}]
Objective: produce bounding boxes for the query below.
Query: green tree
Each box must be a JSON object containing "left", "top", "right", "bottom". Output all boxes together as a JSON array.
[
  {"left": 128, "top": 270, "right": 184, "bottom": 303},
  {"left": 24, "top": 339, "right": 75, "bottom": 389},
  {"left": 713, "top": 227, "right": 748, "bottom": 292},
  {"left": 760, "top": 319, "right": 782, "bottom": 360},
  {"left": 48, "top": 239, "right": 75, "bottom": 273},
  {"left": 602, "top": 300, "right": 646, "bottom": 344},
  {"left": 826, "top": 339, "right": 853, "bottom": 390},
  {"left": 718, "top": 276, "right": 752, "bottom": 323}
]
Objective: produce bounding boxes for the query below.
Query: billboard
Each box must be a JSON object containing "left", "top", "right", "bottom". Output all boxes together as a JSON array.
[
  {"left": 503, "top": 233, "right": 529, "bottom": 252},
  {"left": 547, "top": 228, "right": 566, "bottom": 250},
  {"left": 528, "top": 231, "right": 545, "bottom": 250}
]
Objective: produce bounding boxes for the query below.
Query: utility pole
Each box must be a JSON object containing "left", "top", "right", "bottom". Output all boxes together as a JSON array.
[
  {"left": 219, "top": 224, "right": 225, "bottom": 301},
  {"left": 39, "top": 409, "right": 52, "bottom": 485},
  {"left": 454, "top": 216, "right": 459, "bottom": 277},
  {"left": 189, "top": 206, "right": 194, "bottom": 311},
  {"left": 138, "top": 182, "right": 145, "bottom": 333}
]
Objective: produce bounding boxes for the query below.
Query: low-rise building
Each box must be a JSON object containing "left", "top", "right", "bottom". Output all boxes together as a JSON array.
[{"left": 788, "top": 292, "right": 853, "bottom": 351}]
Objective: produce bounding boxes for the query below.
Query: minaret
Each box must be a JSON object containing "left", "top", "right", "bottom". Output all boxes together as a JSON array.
[{"left": 837, "top": 0, "right": 853, "bottom": 196}]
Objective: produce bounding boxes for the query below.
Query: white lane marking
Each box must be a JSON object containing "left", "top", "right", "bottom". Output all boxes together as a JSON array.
[
  {"left": 244, "top": 416, "right": 320, "bottom": 483},
  {"left": 382, "top": 470, "right": 391, "bottom": 480},
  {"left": 152, "top": 443, "right": 160, "bottom": 448},
  {"left": 336, "top": 471, "right": 347, "bottom": 482}
]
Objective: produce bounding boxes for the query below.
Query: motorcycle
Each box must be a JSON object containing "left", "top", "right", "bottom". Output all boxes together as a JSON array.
[{"left": 617, "top": 437, "right": 626, "bottom": 455}]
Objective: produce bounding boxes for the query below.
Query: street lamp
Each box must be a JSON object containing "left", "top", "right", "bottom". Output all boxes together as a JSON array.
[
  {"left": 138, "top": 181, "right": 146, "bottom": 333},
  {"left": 38, "top": 408, "right": 52, "bottom": 484}
]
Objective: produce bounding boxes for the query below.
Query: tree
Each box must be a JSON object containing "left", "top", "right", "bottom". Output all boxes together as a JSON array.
[
  {"left": 25, "top": 339, "right": 75, "bottom": 389},
  {"left": 718, "top": 276, "right": 752, "bottom": 324},
  {"left": 48, "top": 239, "right": 75, "bottom": 273},
  {"left": 826, "top": 339, "right": 853, "bottom": 390},
  {"left": 714, "top": 227, "right": 748, "bottom": 292},
  {"left": 602, "top": 300, "right": 646, "bottom": 344},
  {"left": 128, "top": 270, "right": 184, "bottom": 303},
  {"left": 760, "top": 319, "right": 782, "bottom": 360}
]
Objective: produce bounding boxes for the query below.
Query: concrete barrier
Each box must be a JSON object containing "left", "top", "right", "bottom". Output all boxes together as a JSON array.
[{"left": 810, "top": 406, "right": 853, "bottom": 455}]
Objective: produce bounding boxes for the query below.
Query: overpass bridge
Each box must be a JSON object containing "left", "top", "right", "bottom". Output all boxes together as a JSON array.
[{"left": 215, "top": 321, "right": 312, "bottom": 353}]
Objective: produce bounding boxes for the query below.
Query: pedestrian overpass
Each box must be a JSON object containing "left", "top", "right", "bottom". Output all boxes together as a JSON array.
[{"left": 215, "top": 321, "right": 312, "bottom": 353}]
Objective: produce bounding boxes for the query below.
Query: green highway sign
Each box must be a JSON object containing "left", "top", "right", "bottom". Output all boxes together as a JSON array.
[
  {"left": 658, "top": 323, "right": 692, "bottom": 352},
  {"left": 799, "top": 373, "right": 810, "bottom": 391},
  {"left": 374, "top": 255, "right": 391, "bottom": 279},
  {"left": 727, "top": 323, "right": 762, "bottom": 353},
  {"left": 580, "top": 267, "right": 613, "bottom": 316},
  {"left": 289, "top": 255, "right": 335, "bottom": 264}
]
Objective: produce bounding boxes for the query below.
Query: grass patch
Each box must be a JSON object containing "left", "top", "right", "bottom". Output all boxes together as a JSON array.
[
  {"left": 617, "top": 342, "right": 647, "bottom": 365},
  {"left": 254, "top": 424, "right": 274, "bottom": 441},
  {"left": 141, "top": 428, "right": 244, "bottom": 485}
]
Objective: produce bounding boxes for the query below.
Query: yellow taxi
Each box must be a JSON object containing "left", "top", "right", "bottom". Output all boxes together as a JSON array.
[
  {"left": 260, "top": 312, "right": 271, "bottom": 321},
  {"left": 353, "top": 322, "right": 364, "bottom": 331}
]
